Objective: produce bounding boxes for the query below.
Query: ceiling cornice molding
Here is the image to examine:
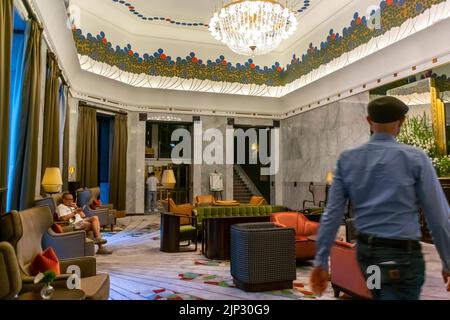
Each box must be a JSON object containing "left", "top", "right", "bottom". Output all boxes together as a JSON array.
[{"left": 71, "top": 0, "right": 450, "bottom": 97}]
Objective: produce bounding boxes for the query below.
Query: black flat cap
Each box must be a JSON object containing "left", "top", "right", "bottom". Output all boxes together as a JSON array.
[{"left": 368, "top": 96, "right": 409, "bottom": 123}]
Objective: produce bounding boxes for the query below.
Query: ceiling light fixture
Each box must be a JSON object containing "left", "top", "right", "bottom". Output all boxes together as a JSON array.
[{"left": 209, "top": 0, "right": 298, "bottom": 56}]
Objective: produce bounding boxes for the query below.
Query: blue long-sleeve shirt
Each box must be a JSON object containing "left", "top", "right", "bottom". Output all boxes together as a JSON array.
[{"left": 314, "top": 133, "right": 450, "bottom": 273}]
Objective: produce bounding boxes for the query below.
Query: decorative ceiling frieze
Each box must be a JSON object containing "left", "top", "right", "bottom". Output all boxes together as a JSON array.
[{"left": 72, "top": 0, "right": 450, "bottom": 96}]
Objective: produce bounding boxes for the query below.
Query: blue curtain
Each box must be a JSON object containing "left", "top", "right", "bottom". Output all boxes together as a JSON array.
[{"left": 6, "top": 10, "right": 27, "bottom": 211}]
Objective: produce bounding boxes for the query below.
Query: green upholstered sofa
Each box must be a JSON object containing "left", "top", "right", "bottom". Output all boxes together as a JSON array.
[{"left": 194, "top": 205, "right": 287, "bottom": 232}]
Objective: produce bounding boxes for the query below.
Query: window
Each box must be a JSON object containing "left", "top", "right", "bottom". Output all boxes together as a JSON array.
[{"left": 6, "top": 9, "right": 27, "bottom": 210}]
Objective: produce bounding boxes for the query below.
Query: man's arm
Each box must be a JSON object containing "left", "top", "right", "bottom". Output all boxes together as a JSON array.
[
  {"left": 314, "top": 156, "right": 349, "bottom": 271},
  {"left": 57, "top": 205, "right": 75, "bottom": 221},
  {"left": 415, "top": 152, "right": 450, "bottom": 274}
]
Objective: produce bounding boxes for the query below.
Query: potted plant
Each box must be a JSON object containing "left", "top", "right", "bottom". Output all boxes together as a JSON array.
[
  {"left": 398, "top": 112, "right": 450, "bottom": 179},
  {"left": 397, "top": 112, "right": 450, "bottom": 243},
  {"left": 34, "top": 271, "right": 57, "bottom": 300}
]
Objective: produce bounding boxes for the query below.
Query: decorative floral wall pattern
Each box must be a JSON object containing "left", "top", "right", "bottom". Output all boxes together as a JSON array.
[{"left": 73, "top": 0, "right": 447, "bottom": 89}]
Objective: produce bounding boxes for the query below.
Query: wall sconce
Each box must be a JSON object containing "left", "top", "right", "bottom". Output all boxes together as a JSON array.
[
  {"left": 325, "top": 171, "right": 334, "bottom": 205},
  {"left": 68, "top": 166, "right": 76, "bottom": 181},
  {"left": 326, "top": 171, "right": 334, "bottom": 186}
]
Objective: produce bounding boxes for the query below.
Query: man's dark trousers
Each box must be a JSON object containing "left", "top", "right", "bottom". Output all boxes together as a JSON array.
[{"left": 356, "top": 241, "right": 425, "bottom": 300}]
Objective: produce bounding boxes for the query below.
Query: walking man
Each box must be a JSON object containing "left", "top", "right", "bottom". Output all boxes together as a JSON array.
[
  {"left": 146, "top": 172, "right": 159, "bottom": 212},
  {"left": 310, "top": 96, "right": 450, "bottom": 300}
]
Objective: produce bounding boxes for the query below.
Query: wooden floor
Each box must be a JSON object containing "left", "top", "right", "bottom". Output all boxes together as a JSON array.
[{"left": 95, "top": 215, "right": 449, "bottom": 300}]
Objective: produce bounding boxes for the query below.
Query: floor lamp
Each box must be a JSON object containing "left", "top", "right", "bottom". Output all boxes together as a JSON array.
[{"left": 161, "top": 169, "right": 176, "bottom": 212}]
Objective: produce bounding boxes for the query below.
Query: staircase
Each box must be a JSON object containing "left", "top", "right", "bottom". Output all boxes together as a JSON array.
[{"left": 233, "top": 169, "right": 253, "bottom": 203}]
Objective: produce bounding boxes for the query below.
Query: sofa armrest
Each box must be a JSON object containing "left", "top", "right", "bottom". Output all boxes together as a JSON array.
[
  {"left": 304, "top": 221, "right": 320, "bottom": 236},
  {"left": 84, "top": 207, "right": 109, "bottom": 226},
  {"left": 60, "top": 256, "right": 97, "bottom": 278},
  {"left": 99, "top": 203, "right": 114, "bottom": 210},
  {"left": 42, "top": 230, "right": 86, "bottom": 260}
]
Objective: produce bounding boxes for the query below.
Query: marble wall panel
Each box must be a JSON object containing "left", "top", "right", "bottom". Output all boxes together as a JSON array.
[{"left": 280, "top": 92, "right": 371, "bottom": 208}]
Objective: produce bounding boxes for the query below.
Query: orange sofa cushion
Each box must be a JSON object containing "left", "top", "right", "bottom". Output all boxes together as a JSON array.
[
  {"left": 196, "top": 195, "right": 215, "bottom": 206},
  {"left": 249, "top": 196, "right": 267, "bottom": 206},
  {"left": 30, "top": 247, "right": 61, "bottom": 276}
]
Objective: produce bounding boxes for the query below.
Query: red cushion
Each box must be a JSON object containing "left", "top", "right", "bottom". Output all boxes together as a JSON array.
[
  {"left": 90, "top": 199, "right": 101, "bottom": 210},
  {"left": 30, "top": 247, "right": 61, "bottom": 276},
  {"left": 52, "top": 224, "right": 64, "bottom": 234}
]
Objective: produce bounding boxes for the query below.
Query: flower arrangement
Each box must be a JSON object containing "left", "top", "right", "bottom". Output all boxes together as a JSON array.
[
  {"left": 34, "top": 271, "right": 57, "bottom": 300},
  {"left": 34, "top": 271, "right": 57, "bottom": 285},
  {"left": 398, "top": 112, "right": 450, "bottom": 177}
]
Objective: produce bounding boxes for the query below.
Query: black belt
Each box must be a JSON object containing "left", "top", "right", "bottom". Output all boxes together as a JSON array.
[{"left": 357, "top": 233, "right": 421, "bottom": 250}]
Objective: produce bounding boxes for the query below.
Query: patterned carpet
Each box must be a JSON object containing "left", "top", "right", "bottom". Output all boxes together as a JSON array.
[{"left": 96, "top": 215, "right": 449, "bottom": 300}]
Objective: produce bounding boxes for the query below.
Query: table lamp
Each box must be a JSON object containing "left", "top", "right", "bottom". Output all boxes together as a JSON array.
[
  {"left": 161, "top": 169, "right": 176, "bottom": 212},
  {"left": 42, "top": 168, "right": 63, "bottom": 194}
]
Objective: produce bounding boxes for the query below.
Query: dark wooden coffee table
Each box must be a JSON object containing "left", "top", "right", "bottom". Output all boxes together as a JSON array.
[
  {"left": 202, "top": 216, "right": 270, "bottom": 260},
  {"left": 18, "top": 289, "right": 86, "bottom": 300}
]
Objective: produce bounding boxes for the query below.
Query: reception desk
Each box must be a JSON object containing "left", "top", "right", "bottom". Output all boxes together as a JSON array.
[{"left": 202, "top": 216, "right": 270, "bottom": 260}]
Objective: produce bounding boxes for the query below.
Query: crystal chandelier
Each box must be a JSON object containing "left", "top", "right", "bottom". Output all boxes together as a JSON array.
[{"left": 209, "top": 0, "right": 298, "bottom": 56}]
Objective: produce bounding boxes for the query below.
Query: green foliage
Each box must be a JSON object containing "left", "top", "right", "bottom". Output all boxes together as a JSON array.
[
  {"left": 398, "top": 113, "right": 450, "bottom": 177},
  {"left": 397, "top": 113, "right": 440, "bottom": 158},
  {"left": 34, "top": 271, "right": 57, "bottom": 285},
  {"left": 433, "top": 156, "right": 450, "bottom": 178}
]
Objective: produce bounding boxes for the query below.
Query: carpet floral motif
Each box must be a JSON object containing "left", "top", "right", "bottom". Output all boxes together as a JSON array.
[
  {"left": 179, "top": 273, "right": 236, "bottom": 288},
  {"left": 144, "top": 288, "right": 203, "bottom": 301}
]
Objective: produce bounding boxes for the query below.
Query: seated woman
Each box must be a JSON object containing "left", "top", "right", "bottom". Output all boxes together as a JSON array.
[{"left": 57, "top": 193, "right": 112, "bottom": 255}]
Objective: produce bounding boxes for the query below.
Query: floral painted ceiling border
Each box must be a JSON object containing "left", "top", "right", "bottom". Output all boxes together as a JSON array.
[
  {"left": 73, "top": 0, "right": 449, "bottom": 96},
  {"left": 110, "top": 0, "right": 312, "bottom": 28}
]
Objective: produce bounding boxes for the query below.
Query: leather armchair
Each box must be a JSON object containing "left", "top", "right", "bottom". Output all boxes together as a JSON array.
[
  {"left": 77, "top": 189, "right": 115, "bottom": 230},
  {"left": 195, "top": 195, "right": 215, "bottom": 207},
  {"left": 162, "top": 198, "right": 193, "bottom": 226},
  {"left": 0, "top": 206, "right": 110, "bottom": 300},
  {"left": 330, "top": 240, "right": 372, "bottom": 299},
  {"left": 0, "top": 242, "right": 21, "bottom": 300},
  {"left": 270, "top": 212, "right": 319, "bottom": 260}
]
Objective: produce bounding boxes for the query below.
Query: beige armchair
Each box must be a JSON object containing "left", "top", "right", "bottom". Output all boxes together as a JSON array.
[
  {"left": 0, "top": 242, "right": 21, "bottom": 300},
  {"left": 0, "top": 206, "right": 110, "bottom": 300}
]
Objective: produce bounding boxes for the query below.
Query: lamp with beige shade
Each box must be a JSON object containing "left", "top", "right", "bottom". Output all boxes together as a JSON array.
[
  {"left": 161, "top": 169, "right": 176, "bottom": 212},
  {"left": 42, "top": 168, "right": 63, "bottom": 194}
]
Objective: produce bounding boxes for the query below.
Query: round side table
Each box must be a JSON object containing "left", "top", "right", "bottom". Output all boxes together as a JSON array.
[{"left": 17, "top": 289, "right": 86, "bottom": 300}]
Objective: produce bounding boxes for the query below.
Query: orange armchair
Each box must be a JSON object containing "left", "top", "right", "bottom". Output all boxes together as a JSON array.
[
  {"left": 270, "top": 212, "right": 319, "bottom": 260},
  {"left": 330, "top": 240, "right": 372, "bottom": 299},
  {"left": 249, "top": 196, "right": 267, "bottom": 206},
  {"left": 166, "top": 198, "right": 194, "bottom": 226},
  {"left": 195, "top": 195, "right": 215, "bottom": 207}
]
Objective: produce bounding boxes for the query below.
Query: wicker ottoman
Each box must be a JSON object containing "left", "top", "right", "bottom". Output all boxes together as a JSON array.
[{"left": 230, "top": 222, "right": 296, "bottom": 292}]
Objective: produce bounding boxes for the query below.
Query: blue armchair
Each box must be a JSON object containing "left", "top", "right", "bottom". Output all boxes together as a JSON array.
[{"left": 76, "top": 189, "right": 115, "bottom": 230}]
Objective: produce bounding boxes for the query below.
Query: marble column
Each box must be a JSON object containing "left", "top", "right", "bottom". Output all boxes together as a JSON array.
[
  {"left": 126, "top": 112, "right": 145, "bottom": 213},
  {"left": 199, "top": 116, "right": 228, "bottom": 198},
  {"left": 280, "top": 92, "right": 371, "bottom": 210}
]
